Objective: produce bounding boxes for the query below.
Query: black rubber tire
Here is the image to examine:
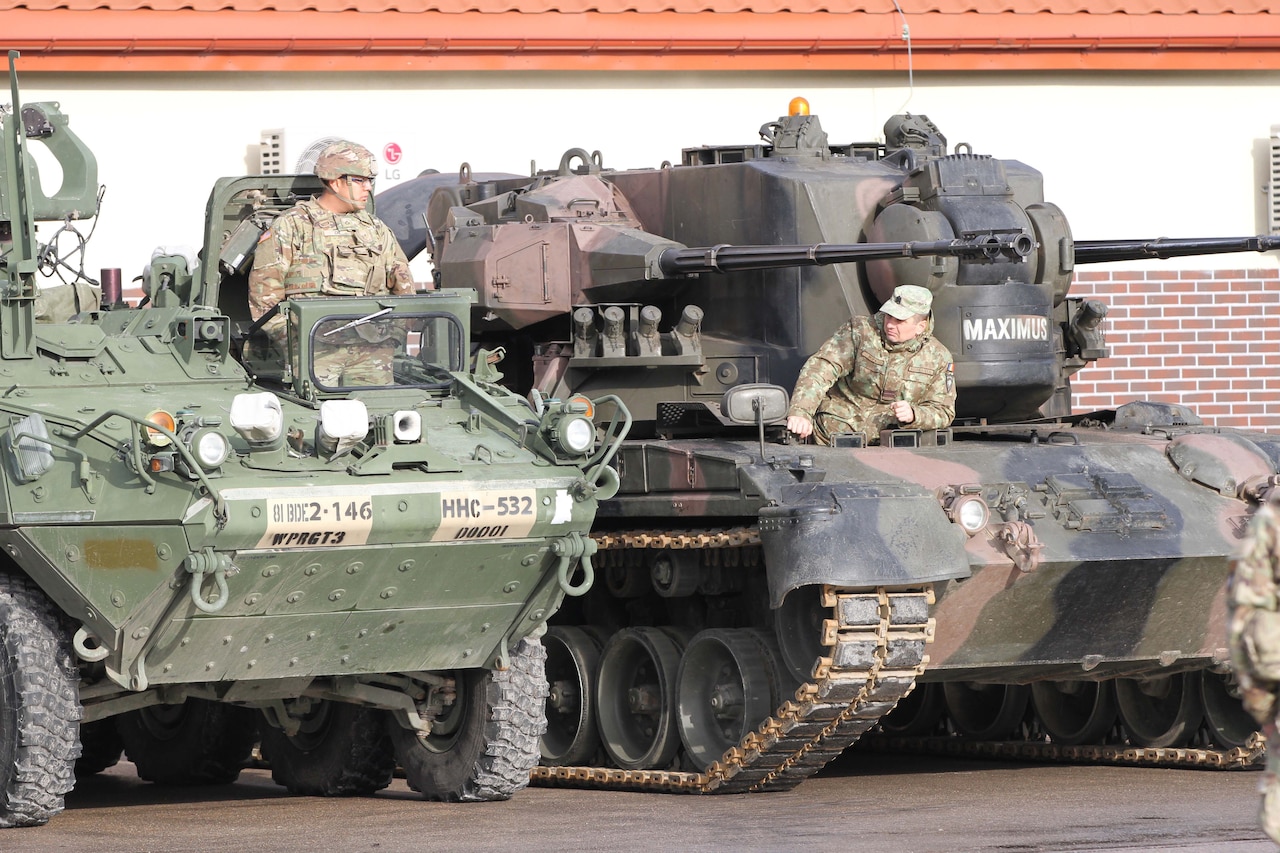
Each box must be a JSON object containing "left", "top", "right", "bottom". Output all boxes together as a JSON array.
[
  {"left": 259, "top": 701, "right": 395, "bottom": 796},
  {"left": 75, "top": 720, "right": 124, "bottom": 777},
  {"left": 390, "top": 637, "right": 548, "bottom": 802},
  {"left": 0, "top": 575, "right": 81, "bottom": 828},
  {"left": 117, "top": 699, "right": 257, "bottom": 785}
]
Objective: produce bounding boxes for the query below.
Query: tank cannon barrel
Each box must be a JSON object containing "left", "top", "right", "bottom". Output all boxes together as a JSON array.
[
  {"left": 1074, "top": 235, "right": 1280, "bottom": 265},
  {"left": 656, "top": 234, "right": 1035, "bottom": 276}
]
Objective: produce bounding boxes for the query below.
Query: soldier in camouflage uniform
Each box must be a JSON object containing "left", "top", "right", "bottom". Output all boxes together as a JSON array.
[
  {"left": 786, "top": 284, "right": 955, "bottom": 446},
  {"left": 248, "top": 141, "right": 416, "bottom": 386},
  {"left": 1228, "top": 495, "right": 1280, "bottom": 844}
]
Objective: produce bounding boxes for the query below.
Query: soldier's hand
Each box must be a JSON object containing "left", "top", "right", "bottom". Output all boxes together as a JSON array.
[
  {"left": 892, "top": 400, "right": 916, "bottom": 424},
  {"left": 786, "top": 415, "right": 813, "bottom": 439}
]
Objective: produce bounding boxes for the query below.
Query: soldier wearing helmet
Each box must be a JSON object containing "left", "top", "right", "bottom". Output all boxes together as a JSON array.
[
  {"left": 785, "top": 284, "right": 956, "bottom": 446},
  {"left": 248, "top": 141, "right": 416, "bottom": 386}
]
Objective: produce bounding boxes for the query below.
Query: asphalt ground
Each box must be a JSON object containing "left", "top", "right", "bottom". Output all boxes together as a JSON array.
[{"left": 6, "top": 750, "right": 1274, "bottom": 853}]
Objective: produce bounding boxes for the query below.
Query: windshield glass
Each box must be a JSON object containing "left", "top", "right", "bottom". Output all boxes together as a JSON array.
[{"left": 309, "top": 311, "right": 464, "bottom": 392}]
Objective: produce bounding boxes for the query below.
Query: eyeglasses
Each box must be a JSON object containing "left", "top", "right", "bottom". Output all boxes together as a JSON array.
[{"left": 345, "top": 176, "right": 375, "bottom": 188}]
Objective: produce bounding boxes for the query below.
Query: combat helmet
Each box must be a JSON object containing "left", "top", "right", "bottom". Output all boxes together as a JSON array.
[{"left": 314, "top": 141, "right": 377, "bottom": 181}]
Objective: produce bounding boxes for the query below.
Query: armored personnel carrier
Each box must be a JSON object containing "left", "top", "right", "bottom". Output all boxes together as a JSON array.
[
  {"left": 373, "top": 97, "right": 1280, "bottom": 792},
  {"left": 0, "top": 51, "right": 628, "bottom": 828}
]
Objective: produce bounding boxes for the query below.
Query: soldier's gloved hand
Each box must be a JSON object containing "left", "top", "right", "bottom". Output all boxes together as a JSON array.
[
  {"left": 786, "top": 415, "right": 813, "bottom": 439},
  {"left": 891, "top": 400, "right": 916, "bottom": 424}
]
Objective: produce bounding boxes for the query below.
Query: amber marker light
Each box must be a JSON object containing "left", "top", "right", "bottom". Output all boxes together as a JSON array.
[
  {"left": 789, "top": 97, "right": 810, "bottom": 117},
  {"left": 567, "top": 395, "right": 595, "bottom": 419},
  {"left": 144, "top": 410, "right": 176, "bottom": 447}
]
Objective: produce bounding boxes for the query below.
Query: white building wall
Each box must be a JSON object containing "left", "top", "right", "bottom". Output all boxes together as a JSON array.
[{"left": 15, "top": 69, "right": 1280, "bottom": 288}]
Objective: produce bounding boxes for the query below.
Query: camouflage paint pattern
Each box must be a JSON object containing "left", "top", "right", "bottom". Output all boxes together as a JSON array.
[
  {"left": 786, "top": 313, "right": 955, "bottom": 445},
  {"left": 1229, "top": 498, "right": 1280, "bottom": 842}
]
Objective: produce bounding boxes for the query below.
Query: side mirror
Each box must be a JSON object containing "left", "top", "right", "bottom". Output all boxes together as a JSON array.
[
  {"left": 721, "top": 383, "right": 789, "bottom": 425},
  {"left": 721, "top": 384, "right": 789, "bottom": 461}
]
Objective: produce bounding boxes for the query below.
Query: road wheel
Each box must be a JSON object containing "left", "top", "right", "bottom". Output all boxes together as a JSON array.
[
  {"left": 390, "top": 637, "right": 548, "bottom": 802},
  {"left": 259, "top": 701, "right": 394, "bottom": 796},
  {"left": 676, "top": 629, "right": 782, "bottom": 770},
  {"left": 596, "top": 627, "right": 682, "bottom": 770},
  {"left": 541, "top": 626, "right": 603, "bottom": 766},
  {"left": 943, "top": 682, "right": 1030, "bottom": 740},
  {"left": 0, "top": 575, "right": 80, "bottom": 828},
  {"left": 1198, "top": 670, "right": 1259, "bottom": 749},
  {"left": 1115, "top": 673, "right": 1202, "bottom": 748},
  {"left": 1031, "top": 680, "right": 1116, "bottom": 746},
  {"left": 117, "top": 699, "right": 256, "bottom": 785}
]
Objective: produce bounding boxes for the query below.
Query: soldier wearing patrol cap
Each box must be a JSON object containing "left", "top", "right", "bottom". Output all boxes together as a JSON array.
[
  {"left": 786, "top": 284, "right": 956, "bottom": 446},
  {"left": 248, "top": 141, "right": 416, "bottom": 386}
]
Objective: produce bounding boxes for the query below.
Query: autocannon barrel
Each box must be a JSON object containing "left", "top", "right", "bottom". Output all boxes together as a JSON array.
[
  {"left": 1074, "top": 235, "right": 1280, "bottom": 265},
  {"left": 656, "top": 234, "right": 1035, "bottom": 276}
]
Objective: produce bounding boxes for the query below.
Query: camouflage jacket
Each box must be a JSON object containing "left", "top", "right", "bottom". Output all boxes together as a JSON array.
[
  {"left": 1229, "top": 499, "right": 1280, "bottom": 712},
  {"left": 248, "top": 197, "right": 415, "bottom": 345},
  {"left": 786, "top": 313, "right": 956, "bottom": 444},
  {"left": 1234, "top": 501, "right": 1280, "bottom": 613}
]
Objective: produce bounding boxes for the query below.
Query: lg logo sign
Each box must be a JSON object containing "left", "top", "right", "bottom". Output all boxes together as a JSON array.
[{"left": 383, "top": 143, "right": 402, "bottom": 180}]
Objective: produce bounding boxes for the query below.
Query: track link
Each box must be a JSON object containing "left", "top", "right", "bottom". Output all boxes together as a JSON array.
[
  {"left": 530, "top": 526, "right": 934, "bottom": 794},
  {"left": 860, "top": 733, "right": 1264, "bottom": 770}
]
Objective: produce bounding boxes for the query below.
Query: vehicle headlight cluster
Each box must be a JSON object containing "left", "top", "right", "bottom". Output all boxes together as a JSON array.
[
  {"left": 941, "top": 486, "right": 990, "bottom": 536},
  {"left": 142, "top": 407, "right": 233, "bottom": 477},
  {"left": 543, "top": 395, "right": 597, "bottom": 457}
]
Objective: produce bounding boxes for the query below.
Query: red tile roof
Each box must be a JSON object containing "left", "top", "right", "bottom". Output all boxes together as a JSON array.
[{"left": 5, "top": 0, "right": 1280, "bottom": 72}]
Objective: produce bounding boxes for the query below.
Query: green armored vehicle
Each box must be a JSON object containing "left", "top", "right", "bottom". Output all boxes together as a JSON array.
[
  {"left": 0, "top": 52, "right": 626, "bottom": 828},
  {"left": 373, "top": 99, "right": 1280, "bottom": 791}
]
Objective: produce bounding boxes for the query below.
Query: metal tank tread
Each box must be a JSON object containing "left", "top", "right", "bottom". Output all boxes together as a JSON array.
[
  {"left": 531, "top": 526, "right": 933, "bottom": 794},
  {"left": 857, "top": 734, "right": 1264, "bottom": 771},
  {"left": 530, "top": 526, "right": 1264, "bottom": 793}
]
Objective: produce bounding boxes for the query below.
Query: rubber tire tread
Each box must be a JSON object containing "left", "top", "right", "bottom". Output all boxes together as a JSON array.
[
  {"left": 259, "top": 702, "right": 395, "bottom": 796},
  {"left": 75, "top": 720, "right": 124, "bottom": 777},
  {"left": 0, "top": 574, "right": 81, "bottom": 828},
  {"left": 391, "top": 637, "right": 549, "bottom": 802},
  {"left": 117, "top": 699, "right": 257, "bottom": 785}
]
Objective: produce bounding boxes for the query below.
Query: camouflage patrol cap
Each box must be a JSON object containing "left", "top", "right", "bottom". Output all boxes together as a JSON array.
[
  {"left": 314, "top": 141, "right": 377, "bottom": 181},
  {"left": 880, "top": 285, "right": 933, "bottom": 320}
]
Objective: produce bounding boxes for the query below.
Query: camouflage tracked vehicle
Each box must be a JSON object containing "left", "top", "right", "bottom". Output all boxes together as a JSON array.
[
  {"left": 370, "top": 97, "right": 1280, "bottom": 792},
  {"left": 0, "top": 52, "right": 628, "bottom": 828}
]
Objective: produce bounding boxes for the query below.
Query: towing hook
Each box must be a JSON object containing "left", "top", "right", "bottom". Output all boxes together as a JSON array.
[
  {"left": 551, "top": 531, "right": 598, "bottom": 597},
  {"left": 185, "top": 547, "right": 235, "bottom": 613}
]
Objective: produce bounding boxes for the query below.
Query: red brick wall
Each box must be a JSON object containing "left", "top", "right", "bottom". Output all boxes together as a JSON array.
[{"left": 1069, "top": 268, "right": 1280, "bottom": 430}]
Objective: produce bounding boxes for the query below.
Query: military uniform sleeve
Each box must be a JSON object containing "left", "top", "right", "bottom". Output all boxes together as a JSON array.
[
  {"left": 247, "top": 214, "right": 298, "bottom": 342},
  {"left": 787, "top": 320, "right": 862, "bottom": 420},
  {"left": 1232, "top": 502, "right": 1280, "bottom": 611},
  {"left": 379, "top": 223, "right": 416, "bottom": 295},
  {"left": 906, "top": 348, "right": 957, "bottom": 430}
]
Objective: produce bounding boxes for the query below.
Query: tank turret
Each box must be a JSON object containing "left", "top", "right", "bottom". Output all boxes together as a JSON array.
[{"left": 380, "top": 120, "right": 1278, "bottom": 434}]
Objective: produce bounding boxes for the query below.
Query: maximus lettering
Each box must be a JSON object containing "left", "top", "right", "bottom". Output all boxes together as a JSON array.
[{"left": 962, "top": 315, "right": 1049, "bottom": 343}]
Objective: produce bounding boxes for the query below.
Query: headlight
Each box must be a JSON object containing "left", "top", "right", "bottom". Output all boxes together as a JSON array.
[
  {"left": 557, "top": 416, "right": 595, "bottom": 454},
  {"left": 190, "top": 428, "right": 230, "bottom": 469},
  {"left": 951, "top": 495, "right": 990, "bottom": 534}
]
